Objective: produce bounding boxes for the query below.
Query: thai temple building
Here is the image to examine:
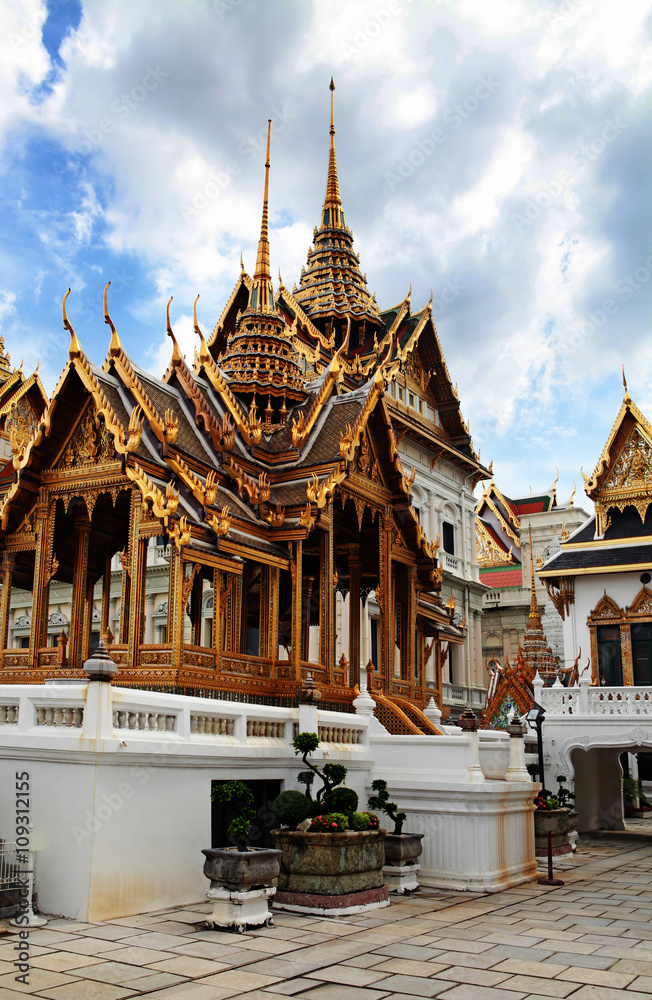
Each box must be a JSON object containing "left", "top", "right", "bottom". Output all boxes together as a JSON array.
[
  {"left": 476, "top": 478, "right": 589, "bottom": 669},
  {"left": 0, "top": 86, "right": 490, "bottom": 732},
  {"left": 0, "top": 337, "right": 47, "bottom": 487}
]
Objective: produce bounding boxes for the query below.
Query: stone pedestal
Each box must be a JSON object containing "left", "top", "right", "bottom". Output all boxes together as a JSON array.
[
  {"left": 205, "top": 885, "right": 276, "bottom": 932},
  {"left": 383, "top": 862, "right": 421, "bottom": 894},
  {"left": 274, "top": 885, "right": 389, "bottom": 916}
]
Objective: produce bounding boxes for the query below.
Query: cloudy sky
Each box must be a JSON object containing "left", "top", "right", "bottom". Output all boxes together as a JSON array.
[{"left": 1, "top": 0, "right": 651, "bottom": 505}]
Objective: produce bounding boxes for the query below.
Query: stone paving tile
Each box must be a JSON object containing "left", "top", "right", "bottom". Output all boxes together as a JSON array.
[
  {"left": 196, "top": 969, "right": 283, "bottom": 991},
  {"left": 436, "top": 986, "right": 527, "bottom": 1000},
  {"left": 491, "top": 958, "right": 570, "bottom": 978},
  {"left": 29, "top": 952, "right": 105, "bottom": 972},
  {"left": 428, "top": 951, "right": 505, "bottom": 971},
  {"left": 567, "top": 988, "right": 651, "bottom": 1000},
  {"left": 100, "top": 945, "right": 179, "bottom": 965},
  {"left": 126, "top": 985, "right": 233, "bottom": 1000},
  {"left": 292, "top": 986, "right": 390, "bottom": 1000},
  {"left": 358, "top": 975, "right": 445, "bottom": 997},
  {"left": 556, "top": 965, "right": 636, "bottom": 987},
  {"left": 148, "top": 956, "right": 232, "bottom": 977},
  {"left": 413, "top": 939, "right": 494, "bottom": 955},
  {"left": 72, "top": 960, "right": 162, "bottom": 985},
  {"left": 264, "top": 979, "right": 321, "bottom": 995},
  {"left": 0, "top": 968, "right": 79, "bottom": 993},
  {"left": 78, "top": 925, "right": 146, "bottom": 941},
  {"left": 542, "top": 950, "right": 617, "bottom": 970},
  {"left": 37, "top": 984, "right": 137, "bottom": 1000},
  {"left": 497, "top": 974, "right": 579, "bottom": 996},
  {"left": 306, "top": 963, "right": 390, "bottom": 986},
  {"left": 430, "top": 965, "right": 511, "bottom": 987},
  {"left": 46, "top": 938, "right": 125, "bottom": 956},
  {"left": 373, "top": 944, "right": 446, "bottom": 962},
  {"left": 371, "top": 960, "right": 450, "bottom": 978}
]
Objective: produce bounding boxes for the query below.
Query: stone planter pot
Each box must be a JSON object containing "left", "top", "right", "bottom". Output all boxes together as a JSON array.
[
  {"left": 383, "top": 832, "right": 424, "bottom": 894},
  {"left": 201, "top": 847, "right": 281, "bottom": 931},
  {"left": 272, "top": 828, "right": 390, "bottom": 915},
  {"left": 534, "top": 808, "right": 572, "bottom": 857}
]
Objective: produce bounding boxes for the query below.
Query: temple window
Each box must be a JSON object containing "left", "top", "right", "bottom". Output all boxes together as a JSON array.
[
  {"left": 631, "top": 623, "right": 652, "bottom": 685},
  {"left": 442, "top": 521, "right": 455, "bottom": 555},
  {"left": 597, "top": 625, "right": 623, "bottom": 685}
]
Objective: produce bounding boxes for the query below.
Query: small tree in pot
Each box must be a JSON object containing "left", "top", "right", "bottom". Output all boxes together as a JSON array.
[
  {"left": 368, "top": 778, "right": 424, "bottom": 894},
  {"left": 201, "top": 780, "right": 281, "bottom": 932},
  {"left": 270, "top": 732, "right": 388, "bottom": 915}
]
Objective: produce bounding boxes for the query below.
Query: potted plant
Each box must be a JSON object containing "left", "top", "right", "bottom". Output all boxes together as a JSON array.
[
  {"left": 202, "top": 780, "right": 281, "bottom": 932},
  {"left": 368, "top": 778, "right": 424, "bottom": 893},
  {"left": 624, "top": 777, "right": 650, "bottom": 817},
  {"left": 533, "top": 788, "right": 572, "bottom": 858},
  {"left": 556, "top": 775, "right": 578, "bottom": 851},
  {"left": 270, "top": 733, "right": 389, "bottom": 915}
]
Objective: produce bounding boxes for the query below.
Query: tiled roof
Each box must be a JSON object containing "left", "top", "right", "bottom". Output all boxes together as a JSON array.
[{"left": 480, "top": 567, "right": 523, "bottom": 588}]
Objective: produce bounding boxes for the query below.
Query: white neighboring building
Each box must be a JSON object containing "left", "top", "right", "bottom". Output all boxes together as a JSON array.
[{"left": 538, "top": 386, "right": 652, "bottom": 831}]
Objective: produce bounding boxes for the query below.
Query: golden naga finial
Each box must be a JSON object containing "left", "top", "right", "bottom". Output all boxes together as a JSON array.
[
  {"left": 166, "top": 296, "right": 183, "bottom": 367},
  {"left": 278, "top": 267, "right": 284, "bottom": 288},
  {"left": 104, "top": 281, "right": 122, "bottom": 356},
  {"left": 427, "top": 289, "right": 433, "bottom": 310},
  {"left": 551, "top": 466, "right": 559, "bottom": 502},
  {"left": 63, "top": 289, "right": 82, "bottom": 359},
  {"left": 569, "top": 481, "right": 576, "bottom": 507},
  {"left": 240, "top": 252, "right": 245, "bottom": 273},
  {"left": 406, "top": 283, "right": 412, "bottom": 303},
  {"left": 193, "top": 294, "right": 211, "bottom": 366},
  {"left": 622, "top": 363, "right": 631, "bottom": 402}
]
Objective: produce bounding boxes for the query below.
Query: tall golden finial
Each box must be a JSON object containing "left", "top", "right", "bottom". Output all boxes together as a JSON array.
[
  {"left": 63, "top": 289, "right": 82, "bottom": 359},
  {"left": 527, "top": 523, "right": 542, "bottom": 629},
  {"left": 253, "top": 119, "right": 272, "bottom": 284},
  {"left": 321, "top": 77, "right": 344, "bottom": 230},
  {"left": 623, "top": 364, "right": 631, "bottom": 402},
  {"left": 551, "top": 466, "right": 559, "bottom": 504},
  {"left": 166, "top": 296, "right": 183, "bottom": 367},
  {"left": 194, "top": 293, "right": 210, "bottom": 365},
  {"left": 104, "top": 281, "right": 122, "bottom": 357},
  {"left": 240, "top": 253, "right": 245, "bottom": 274},
  {"left": 569, "top": 481, "right": 576, "bottom": 507}
]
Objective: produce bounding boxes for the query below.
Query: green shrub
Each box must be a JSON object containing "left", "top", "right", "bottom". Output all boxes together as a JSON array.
[
  {"left": 211, "top": 780, "right": 255, "bottom": 851},
  {"left": 309, "top": 812, "right": 349, "bottom": 832},
  {"left": 349, "top": 811, "right": 371, "bottom": 831},
  {"left": 325, "top": 786, "right": 358, "bottom": 816},
  {"left": 272, "top": 790, "right": 311, "bottom": 831},
  {"left": 368, "top": 778, "right": 407, "bottom": 835}
]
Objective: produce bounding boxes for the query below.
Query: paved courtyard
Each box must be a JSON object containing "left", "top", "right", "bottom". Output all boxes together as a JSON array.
[{"left": 1, "top": 833, "right": 652, "bottom": 1000}]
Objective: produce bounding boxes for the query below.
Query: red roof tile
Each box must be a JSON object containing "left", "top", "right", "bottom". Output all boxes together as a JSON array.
[{"left": 480, "top": 568, "right": 523, "bottom": 588}]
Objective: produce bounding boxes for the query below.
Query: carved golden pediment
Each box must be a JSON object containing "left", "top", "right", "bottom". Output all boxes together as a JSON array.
[
  {"left": 55, "top": 402, "right": 117, "bottom": 471},
  {"left": 603, "top": 426, "right": 652, "bottom": 495}
]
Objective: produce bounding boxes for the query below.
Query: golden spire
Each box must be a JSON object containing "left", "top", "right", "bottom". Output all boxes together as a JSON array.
[
  {"left": 166, "top": 296, "right": 183, "bottom": 367},
  {"left": 321, "top": 77, "right": 345, "bottom": 230},
  {"left": 63, "top": 289, "right": 82, "bottom": 359},
  {"left": 623, "top": 363, "right": 631, "bottom": 403},
  {"left": 104, "top": 281, "right": 122, "bottom": 357},
  {"left": 527, "top": 523, "right": 542, "bottom": 630},
  {"left": 253, "top": 119, "right": 272, "bottom": 283}
]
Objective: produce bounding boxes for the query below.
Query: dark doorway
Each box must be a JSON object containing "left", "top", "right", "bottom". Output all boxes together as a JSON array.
[
  {"left": 597, "top": 625, "right": 623, "bottom": 685},
  {"left": 210, "top": 779, "right": 281, "bottom": 849}
]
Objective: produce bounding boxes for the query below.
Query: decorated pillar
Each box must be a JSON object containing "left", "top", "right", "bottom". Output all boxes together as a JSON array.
[
  {"left": 0, "top": 551, "right": 15, "bottom": 662},
  {"left": 291, "top": 540, "right": 302, "bottom": 681},
  {"left": 127, "top": 502, "right": 146, "bottom": 668},
  {"left": 348, "top": 544, "right": 361, "bottom": 690},
  {"left": 406, "top": 564, "right": 418, "bottom": 694},
  {"left": 213, "top": 568, "right": 221, "bottom": 670},
  {"left": 267, "top": 566, "right": 280, "bottom": 662},
  {"left": 168, "top": 545, "right": 184, "bottom": 667},
  {"left": 378, "top": 504, "right": 393, "bottom": 690},
  {"left": 301, "top": 575, "right": 313, "bottom": 661},
  {"left": 69, "top": 510, "right": 91, "bottom": 668},
  {"left": 319, "top": 508, "right": 334, "bottom": 682},
  {"left": 101, "top": 549, "right": 112, "bottom": 637},
  {"left": 190, "top": 567, "right": 203, "bottom": 646},
  {"left": 29, "top": 494, "right": 53, "bottom": 666}
]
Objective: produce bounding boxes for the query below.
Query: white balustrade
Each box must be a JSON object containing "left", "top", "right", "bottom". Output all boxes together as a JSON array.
[
  {"left": 0, "top": 704, "right": 18, "bottom": 724},
  {"left": 190, "top": 714, "right": 234, "bottom": 736},
  {"left": 246, "top": 720, "right": 285, "bottom": 739},
  {"left": 36, "top": 705, "right": 83, "bottom": 727},
  {"left": 112, "top": 710, "right": 177, "bottom": 732},
  {"left": 540, "top": 683, "right": 652, "bottom": 717},
  {"left": 318, "top": 725, "right": 364, "bottom": 745}
]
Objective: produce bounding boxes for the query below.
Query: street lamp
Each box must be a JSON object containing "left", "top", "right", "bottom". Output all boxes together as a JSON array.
[{"left": 526, "top": 702, "right": 546, "bottom": 794}]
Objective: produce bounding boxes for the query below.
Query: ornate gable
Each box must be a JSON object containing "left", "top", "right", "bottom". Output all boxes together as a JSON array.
[
  {"left": 583, "top": 386, "right": 652, "bottom": 534},
  {"left": 54, "top": 401, "right": 118, "bottom": 471}
]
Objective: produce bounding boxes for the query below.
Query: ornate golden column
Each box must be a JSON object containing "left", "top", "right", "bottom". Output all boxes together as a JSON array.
[
  {"left": 29, "top": 493, "right": 53, "bottom": 666},
  {"left": 0, "top": 551, "right": 16, "bottom": 664},
  {"left": 406, "top": 565, "right": 418, "bottom": 696},
  {"left": 101, "top": 549, "right": 112, "bottom": 638},
  {"left": 213, "top": 568, "right": 221, "bottom": 669},
  {"left": 291, "top": 540, "right": 302, "bottom": 681},
  {"left": 127, "top": 506, "right": 146, "bottom": 668},
  {"left": 348, "top": 544, "right": 361, "bottom": 690},
  {"left": 319, "top": 509, "right": 334, "bottom": 683},
  {"left": 190, "top": 568, "right": 203, "bottom": 646},
  {"left": 301, "top": 575, "right": 313, "bottom": 662},
  {"left": 168, "top": 545, "right": 184, "bottom": 668},
  {"left": 378, "top": 504, "right": 393, "bottom": 690},
  {"left": 69, "top": 510, "right": 91, "bottom": 668},
  {"left": 260, "top": 565, "right": 279, "bottom": 664}
]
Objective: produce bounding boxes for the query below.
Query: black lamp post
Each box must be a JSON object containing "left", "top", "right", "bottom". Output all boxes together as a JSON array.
[{"left": 526, "top": 702, "right": 546, "bottom": 794}]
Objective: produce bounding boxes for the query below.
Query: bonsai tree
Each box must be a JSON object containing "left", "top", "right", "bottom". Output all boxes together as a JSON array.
[
  {"left": 292, "top": 732, "right": 349, "bottom": 810},
  {"left": 555, "top": 775, "right": 576, "bottom": 809},
  {"left": 368, "top": 778, "right": 407, "bottom": 835},
  {"left": 211, "top": 780, "right": 256, "bottom": 852}
]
